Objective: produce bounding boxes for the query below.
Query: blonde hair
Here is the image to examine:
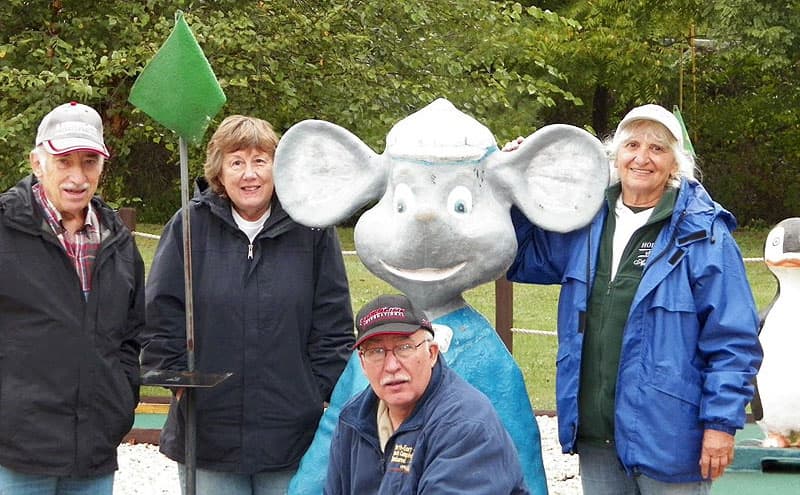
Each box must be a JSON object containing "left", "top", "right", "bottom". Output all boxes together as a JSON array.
[
  {"left": 606, "top": 120, "right": 696, "bottom": 187},
  {"left": 204, "top": 115, "right": 279, "bottom": 196}
]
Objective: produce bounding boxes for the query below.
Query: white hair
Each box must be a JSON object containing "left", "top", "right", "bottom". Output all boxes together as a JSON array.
[
  {"left": 31, "top": 147, "right": 50, "bottom": 172},
  {"left": 605, "top": 120, "right": 696, "bottom": 187},
  {"left": 31, "top": 146, "right": 105, "bottom": 173}
]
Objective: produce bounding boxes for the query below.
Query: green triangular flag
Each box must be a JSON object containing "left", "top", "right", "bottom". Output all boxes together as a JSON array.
[
  {"left": 129, "top": 11, "right": 226, "bottom": 143},
  {"left": 672, "top": 105, "right": 696, "bottom": 158}
]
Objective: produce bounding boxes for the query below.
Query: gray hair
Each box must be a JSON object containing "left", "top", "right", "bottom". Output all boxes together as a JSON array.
[
  {"left": 605, "top": 120, "right": 696, "bottom": 187},
  {"left": 31, "top": 146, "right": 105, "bottom": 173}
]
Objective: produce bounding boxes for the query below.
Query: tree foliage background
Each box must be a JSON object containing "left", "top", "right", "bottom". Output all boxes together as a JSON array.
[{"left": 0, "top": 0, "right": 797, "bottom": 225}]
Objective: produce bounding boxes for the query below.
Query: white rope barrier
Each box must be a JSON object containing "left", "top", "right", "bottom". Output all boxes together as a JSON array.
[
  {"left": 133, "top": 231, "right": 768, "bottom": 338},
  {"left": 511, "top": 328, "right": 557, "bottom": 337},
  {"left": 133, "top": 231, "right": 161, "bottom": 240},
  {"left": 134, "top": 231, "right": 767, "bottom": 263},
  {"left": 133, "top": 231, "right": 359, "bottom": 254}
]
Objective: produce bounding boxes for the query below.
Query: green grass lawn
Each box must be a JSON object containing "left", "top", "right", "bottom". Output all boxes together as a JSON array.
[{"left": 135, "top": 224, "right": 776, "bottom": 410}]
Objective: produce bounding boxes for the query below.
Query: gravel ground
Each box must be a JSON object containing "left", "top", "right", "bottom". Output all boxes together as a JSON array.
[
  {"left": 114, "top": 414, "right": 582, "bottom": 494},
  {"left": 115, "top": 442, "right": 178, "bottom": 494},
  {"left": 536, "top": 414, "right": 582, "bottom": 495}
]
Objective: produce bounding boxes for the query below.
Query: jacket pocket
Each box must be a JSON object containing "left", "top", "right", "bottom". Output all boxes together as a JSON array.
[
  {"left": 636, "top": 371, "right": 704, "bottom": 478},
  {"left": 650, "top": 365, "right": 702, "bottom": 406},
  {"left": 90, "top": 363, "right": 137, "bottom": 461}
]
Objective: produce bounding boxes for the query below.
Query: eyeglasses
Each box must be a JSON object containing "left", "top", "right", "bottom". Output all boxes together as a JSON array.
[{"left": 359, "top": 339, "right": 430, "bottom": 365}]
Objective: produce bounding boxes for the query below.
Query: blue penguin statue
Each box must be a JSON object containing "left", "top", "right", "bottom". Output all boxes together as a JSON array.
[{"left": 757, "top": 217, "right": 800, "bottom": 447}]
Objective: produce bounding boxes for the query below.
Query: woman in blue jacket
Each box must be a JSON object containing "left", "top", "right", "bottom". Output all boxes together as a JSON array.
[
  {"left": 507, "top": 104, "right": 762, "bottom": 494},
  {"left": 141, "top": 115, "right": 355, "bottom": 494}
]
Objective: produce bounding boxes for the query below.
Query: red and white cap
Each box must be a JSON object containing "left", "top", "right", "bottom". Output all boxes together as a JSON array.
[
  {"left": 35, "top": 101, "right": 110, "bottom": 158},
  {"left": 353, "top": 294, "right": 434, "bottom": 348}
]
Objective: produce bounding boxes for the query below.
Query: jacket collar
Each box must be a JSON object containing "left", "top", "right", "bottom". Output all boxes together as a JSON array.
[
  {"left": 1, "top": 175, "right": 122, "bottom": 237},
  {"left": 344, "top": 356, "right": 449, "bottom": 439},
  {"left": 665, "top": 178, "right": 735, "bottom": 248},
  {"left": 192, "top": 177, "right": 295, "bottom": 237},
  {"left": 604, "top": 178, "right": 732, "bottom": 249},
  {"left": 605, "top": 182, "right": 678, "bottom": 228},
  {"left": 629, "top": 178, "right": 734, "bottom": 307}
]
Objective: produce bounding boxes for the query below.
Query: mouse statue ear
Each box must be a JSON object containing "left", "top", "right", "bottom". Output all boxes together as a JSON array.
[
  {"left": 487, "top": 124, "right": 609, "bottom": 233},
  {"left": 273, "top": 120, "right": 387, "bottom": 228}
]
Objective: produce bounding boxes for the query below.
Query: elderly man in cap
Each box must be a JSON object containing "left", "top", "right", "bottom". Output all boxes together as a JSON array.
[
  {"left": 0, "top": 102, "right": 145, "bottom": 494},
  {"left": 324, "top": 294, "right": 529, "bottom": 495}
]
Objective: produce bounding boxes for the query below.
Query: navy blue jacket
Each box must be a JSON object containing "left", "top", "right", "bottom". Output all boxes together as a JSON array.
[
  {"left": 508, "top": 178, "right": 762, "bottom": 482},
  {"left": 325, "top": 358, "right": 529, "bottom": 494},
  {"left": 141, "top": 182, "right": 354, "bottom": 473},
  {"left": 0, "top": 175, "right": 145, "bottom": 476}
]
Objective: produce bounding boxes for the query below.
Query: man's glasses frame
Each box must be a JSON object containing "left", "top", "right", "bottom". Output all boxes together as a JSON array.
[{"left": 359, "top": 338, "right": 430, "bottom": 365}]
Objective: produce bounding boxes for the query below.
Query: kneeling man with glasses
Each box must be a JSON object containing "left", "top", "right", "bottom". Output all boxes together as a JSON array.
[{"left": 324, "top": 294, "right": 529, "bottom": 495}]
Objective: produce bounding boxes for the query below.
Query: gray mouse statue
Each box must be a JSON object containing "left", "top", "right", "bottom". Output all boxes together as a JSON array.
[{"left": 275, "top": 98, "right": 609, "bottom": 494}]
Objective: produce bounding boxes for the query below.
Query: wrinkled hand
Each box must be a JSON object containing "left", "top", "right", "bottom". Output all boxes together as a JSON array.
[
  {"left": 501, "top": 136, "right": 524, "bottom": 152},
  {"left": 699, "top": 429, "right": 735, "bottom": 480}
]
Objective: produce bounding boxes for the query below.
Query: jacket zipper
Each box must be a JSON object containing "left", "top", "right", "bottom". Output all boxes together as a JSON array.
[
  {"left": 610, "top": 209, "right": 687, "bottom": 463},
  {"left": 248, "top": 243, "right": 254, "bottom": 259}
]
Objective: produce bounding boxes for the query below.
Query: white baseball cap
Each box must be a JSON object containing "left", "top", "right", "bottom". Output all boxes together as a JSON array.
[
  {"left": 35, "top": 101, "right": 110, "bottom": 158},
  {"left": 615, "top": 104, "right": 684, "bottom": 149}
]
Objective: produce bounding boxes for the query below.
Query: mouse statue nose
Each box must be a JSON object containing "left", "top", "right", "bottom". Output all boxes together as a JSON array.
[{"left": 414, "top": 207, "right": 437, "bottom": 223}]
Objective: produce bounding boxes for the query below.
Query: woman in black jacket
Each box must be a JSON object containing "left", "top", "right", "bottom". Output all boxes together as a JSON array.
[{"left": 141, "top": 115, "right": 355, "bottom": 495}]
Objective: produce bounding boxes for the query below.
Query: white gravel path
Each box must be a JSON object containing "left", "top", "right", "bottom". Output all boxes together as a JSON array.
[
  {"left": 535, "top": 415, "right": 582, "bottom": 495},
  {"left": 114, "top": 414, "right": 582, "bottom": 494},
  {"left": 115, "top": 442, "right": 178, "bottom": 494}
]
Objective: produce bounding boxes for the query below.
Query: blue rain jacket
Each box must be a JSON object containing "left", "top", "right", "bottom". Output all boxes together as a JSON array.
[
  {"left": 325, "top": 358, "right": 529, "bottom": 494},
  {"left": 508, "top": 178, "right": 762, "bottom": 482}
]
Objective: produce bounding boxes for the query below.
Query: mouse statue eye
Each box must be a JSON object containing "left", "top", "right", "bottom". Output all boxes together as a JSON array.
[
  {"left": 393, "top": 183, "right": 415, "bottom": 214},
  {"left": 447, "top": 186, "right": 473, "bottom": 216}
]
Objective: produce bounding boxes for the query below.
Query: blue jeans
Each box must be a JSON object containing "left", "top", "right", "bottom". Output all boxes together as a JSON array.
[
  {"left": 579, "top": 443, "right": 711, "bottom": 495},
  {"left": 177, "top": 464, "right": 294, "bottom": 495},
  {"left": 0, "top": 465, "right": 113, "bottom": 495}
]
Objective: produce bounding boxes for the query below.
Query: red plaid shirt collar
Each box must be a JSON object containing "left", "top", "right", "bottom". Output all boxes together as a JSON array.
[{"left": 32, "top": 182, "right": 102, "bottom": 299}]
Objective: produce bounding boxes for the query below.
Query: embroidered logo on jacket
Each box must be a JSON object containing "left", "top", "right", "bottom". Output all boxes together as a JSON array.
[
  {"left": 388, "top": 443, "right": 414, "bottom": 473},
  {"left": 633, "top": 241, "right": 654, "bottom": 267}
]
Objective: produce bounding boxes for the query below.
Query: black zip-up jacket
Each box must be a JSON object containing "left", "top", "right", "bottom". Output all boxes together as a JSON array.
[
  {"left": 0, "top": 175, "right": 145, "bottom": 476},
  {"left": 141, "top": 180, "right": 354, "bottom": 473}
]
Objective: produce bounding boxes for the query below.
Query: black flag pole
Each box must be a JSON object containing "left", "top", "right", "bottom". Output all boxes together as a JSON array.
[{"left": 129, "top": 12, "right": 231, "bottom": 495}]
